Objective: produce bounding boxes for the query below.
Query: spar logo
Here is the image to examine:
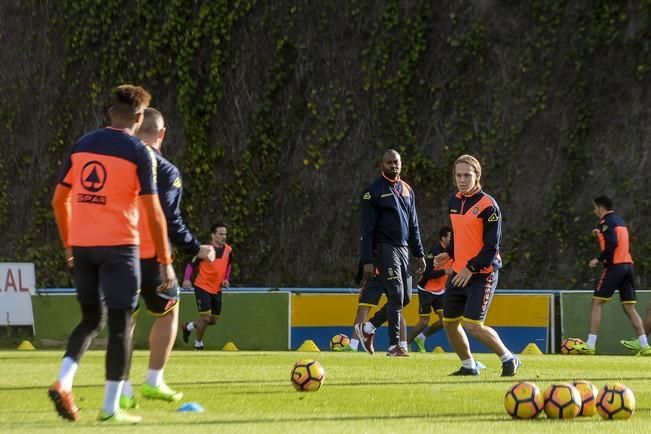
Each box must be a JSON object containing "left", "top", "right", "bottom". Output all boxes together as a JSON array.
[{"left": 78, "top": 161, "right": 107, "bottom": 205}]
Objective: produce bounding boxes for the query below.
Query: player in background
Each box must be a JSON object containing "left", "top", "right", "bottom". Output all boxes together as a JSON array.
[
  {"left": 407, "top": 226, "right": 452, "bottom": 352},
  {"left": 346, "top": 261, "right": 408, "bottom": 352},
  {"left": 354, "top": 149, "right": 426, "bottom": 357},
  {"left": 119, "top": 108, "right": 216, "bottom": 409},
  {"left": 181, "top": 223, "right": 232, "bottom": 350},
  {"left": 435, "top": 154, "right": 519, "bottom": 376},
  {"left": 49, "top": 85, "right": 176, "bottom": 424},
  {"left": 573, "top": 195, "right": 651, "bottom": 356}
]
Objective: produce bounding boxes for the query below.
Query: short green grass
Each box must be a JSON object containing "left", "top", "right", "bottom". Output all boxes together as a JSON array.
[{"left": 0, "top": 350, "right": 649, "bottom": 433}]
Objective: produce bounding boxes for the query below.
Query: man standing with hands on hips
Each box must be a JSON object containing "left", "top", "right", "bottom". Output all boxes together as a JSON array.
[{"left": 355, "top": 149, "right": 426, "bottom": 356}]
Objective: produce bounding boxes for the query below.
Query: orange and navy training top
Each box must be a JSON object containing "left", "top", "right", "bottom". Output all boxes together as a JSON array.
[
  {"left": 188, "top": 244, "right": 233, "bottom": 294},
  {"left": 418, "top": 241, "right": 452, "bottom": 294},
  {"left": 58, "top": 127, "right": 157, "bottom": 247},
  {"left": 596, "top": 211, "right": 633, "bottom": 266},
  {"left": 447, "top": 190, "right": 502, "bottom": 274}
]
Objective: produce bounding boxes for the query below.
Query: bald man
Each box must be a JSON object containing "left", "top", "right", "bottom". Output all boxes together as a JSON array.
[{"left": 355, "top": 149, "right": 426, "bottom": 356}]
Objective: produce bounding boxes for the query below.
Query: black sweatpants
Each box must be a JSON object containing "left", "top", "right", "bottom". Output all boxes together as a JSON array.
[{"left": 368, "top": 244, "right": 412, "bottom": 346}]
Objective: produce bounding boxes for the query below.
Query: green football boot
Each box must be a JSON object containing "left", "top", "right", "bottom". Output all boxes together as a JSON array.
[
  {"left": 97, "top": 409, "right": 142, "bottom": 424},
  {"left": 620, "top": 338, "right": 642, "bottom": 351},
  {"left": 140, "top": 382, "right": 183, "bottom": 402},
  {"left": 635, "top": 346, "right": 651, "bottom": 357},
  {"left": 119, "top": 395, "right": 138, "bottom": 410},
  {"left": 413, "top": 335, "right": 426, "bottom": 353},
  {"left": 573, "top": 342, "right": 596, "bottom": 355}
]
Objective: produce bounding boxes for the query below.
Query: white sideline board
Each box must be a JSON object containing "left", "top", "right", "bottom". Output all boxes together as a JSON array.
[{"left": 0, "top": 263, "right": 36, "bottom": 327}]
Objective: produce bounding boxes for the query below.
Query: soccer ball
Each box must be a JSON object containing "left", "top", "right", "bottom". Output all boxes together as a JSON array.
[
  {"left": 543, "top": 383, "right": 582, "bottom": 419},
  {"left": 573, "top": 380, "right": 598, "bottom": 417},
  {"left": 596, "top": 383, "right": 635, "bottom": 420},
  {"left": 560, "top": 337, "right": 584, "bottom": 355},
  {"left": 290, "top": 359, "right": 325, "bottom": 392},
  {"left": 330, "top": 333, "right": 351, "bottom": 351},
  {"left": 504, "top": 381, "right": 544, "bottom": 419}
]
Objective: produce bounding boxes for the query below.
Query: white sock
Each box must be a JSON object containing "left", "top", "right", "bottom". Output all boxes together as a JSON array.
[
  {"left": 102, "top": 380, "right": 124, "bottom": 415},
  {"left": 417, "top": 332, "right": 426, "bottom": 341},
  {"left": 587, "top": 334, "right": 597, "bottom": 348},
  {"left": 461, "top": 358, "right": 477, "bottom": 369},
  {"left": 639, "top": 335, "right": 649, "bottom": 348},
  {"left": 186, "top": 321, "right": 195, "bottom": 331},
  {"left": 400, "top": 340, "right": 408, "bottom": 350},
  {"left": 57, "top": 357, "right": 78, "bottom": 392},
  {"left": 122, "top": 380, "right": 134, "bottom": 398},
  {"left": 499, "top": 351, "right": 514, "bottom": 363},
  {"left": 349, "top": 339, "right": 359, "bottom": 350},
  {"left": 146, "top": 369, "right": 163, "bottom": 387},
  {"left": 363, "top": 322, "right": 376, "bottom": 334},
  {"left": 195, "top": 339, "right": 203, "bottom": 347}
]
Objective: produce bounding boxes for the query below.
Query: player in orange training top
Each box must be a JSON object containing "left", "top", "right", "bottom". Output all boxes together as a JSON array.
[
  {"left": 49, "top": 85, "right": 176, "bottom": 424},
  {"left": 181, "top": 223, "right": 233, "bottom": 349}
]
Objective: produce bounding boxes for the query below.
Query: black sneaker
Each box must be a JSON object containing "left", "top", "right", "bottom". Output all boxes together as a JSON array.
[
  {"left": 500, "top": 356, "right": 521, "bottom": 377},
  {"left": 194, "top": 345, "right": 204, "bottom": 351},
  {"left": 182, "top": 322, "right": 191, "bottom": 344},
  {"left": 450, "top": 367, "right": 479, "bottom": 376}
]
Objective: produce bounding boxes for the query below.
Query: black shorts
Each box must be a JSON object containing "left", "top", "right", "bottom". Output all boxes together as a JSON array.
[
  {"left": 593, "top": 264, "right": 636, "bottom": 303},
  {"left": 358, "top": 277, "right": 384, "bottom": 306},
  {"left": 136, "top": 257, "right": 179, "bottom": 316},
  {"left": 418, "top": 289, "right": 444, "bottom": 316},
  {"left": 72, "top": 245, "right": 140, "bottom": 310},
  {"left": 194, "top": 285, "right": 222, "bottom": 316},
  {"left": 443, "top": 271, "right": 498, "bottom": 324}
]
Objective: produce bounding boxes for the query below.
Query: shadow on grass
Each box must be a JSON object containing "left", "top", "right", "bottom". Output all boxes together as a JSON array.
[{"left": 4, "top": 375, "right": 651, "bottom": 393}]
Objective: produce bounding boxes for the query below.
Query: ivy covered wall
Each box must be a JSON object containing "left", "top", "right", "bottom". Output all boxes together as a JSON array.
[{"left": 1, "top": 0, "right": 650, "bottom": 289}]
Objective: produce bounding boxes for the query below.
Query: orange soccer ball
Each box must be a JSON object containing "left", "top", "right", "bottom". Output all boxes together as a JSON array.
[
  {"left": 573, "top": 380, "right": 598, "bottom": 417},
  {"left": 330, "top": 333, "right": 351, "bottom": 351},
  {"left": 560, "top": 337, "right": 584, "bottom": 355},
  {"left": 596, "top": 383, "right": 635, "bottom": 420},
  {"left": 543, "top": 383, "right": 582, "bottom": 419},
  {"left": 504, "top": 381, "right": 544, "bottom": 419},
  {"left": 290, "top": 359, "right": 325, "bottom": 392}
]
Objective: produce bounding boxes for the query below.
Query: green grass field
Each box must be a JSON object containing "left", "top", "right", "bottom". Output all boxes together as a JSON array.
[{"left": 0, "top": 350, "right": 649, "bottom": 433}]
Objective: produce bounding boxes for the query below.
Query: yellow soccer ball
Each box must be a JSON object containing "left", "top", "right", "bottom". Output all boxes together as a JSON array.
[
  {"left": 290, "top": 359, "right": 325, "bottom": 392},
  {"left": 504, "top": 381, "right": 544, "bottom": 419}
]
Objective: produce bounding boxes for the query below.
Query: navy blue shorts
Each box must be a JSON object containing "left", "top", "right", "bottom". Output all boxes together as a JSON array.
[
  {"left": 72, "top": 245, "right": 140, "bottom": 310},
  {"left": 137, "top": 257, "right": 179, "bottom": 316},
  {"left": 194, "top": 285, "right": 222, "bottom": 316},
  {"left": 594, "top": 264, "right": 636, "bottom": 303},
  {"left": 358, "top": 277, "right": 384, "bottom": 306},
  {"left": 418, "top": 289, "right": 444, "bottom": 316},
  {"left": 443, "top": 271, "right": 498, "bottom": 324}
]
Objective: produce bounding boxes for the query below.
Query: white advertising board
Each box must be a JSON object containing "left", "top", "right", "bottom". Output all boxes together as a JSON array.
[{"left": 0, "top": 263, "right": 36, "bottom": 326}]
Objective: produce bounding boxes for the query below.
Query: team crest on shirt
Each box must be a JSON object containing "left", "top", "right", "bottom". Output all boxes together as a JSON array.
[
  {"left": 363, "top": 192, "right": 371, "bottom": 200},
  {"left": 472, "top": 206, "right": 480, "bottom": 215},
  {"left": 602, "top": 224, "right": 608, "bottom": 232},
  {"left": 173, "top": 177, "right": 182, "bottom": 189},
  {"left": 488, "top": 213, "right": 499, "bottom": 222}
]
